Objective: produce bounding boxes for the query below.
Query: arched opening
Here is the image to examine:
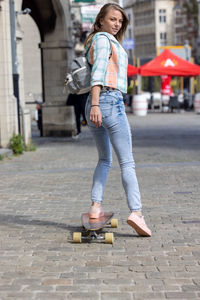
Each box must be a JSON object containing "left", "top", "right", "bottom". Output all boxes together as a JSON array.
[
  {"left": 22, "top": 0, "right": 57, "bottom": 41},
  {"left": 21, "top": 0, "right": 75, "bottom": 137},
  {"left": 20, "top": 14, "right": 42, "bottom": 122}
]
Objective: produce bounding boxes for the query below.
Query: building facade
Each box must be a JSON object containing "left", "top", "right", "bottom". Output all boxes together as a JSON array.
[
  {"left": 1, "top": 0, "right": 128, "bottom": 147},
  {"left": 131, "top": 0, "right": 176, "bottom": 63},
  {"left": 123, "top": 1, "right": 135, "bottom": 65},
  {"left": 124, "top": 0, "right": 199, "bottom": 64},
  {"left": 173, "top": 0, "right": 198, "bottom": 61},
  {"left": 0, "top": 0, "right": 76, "bottom": 148}
]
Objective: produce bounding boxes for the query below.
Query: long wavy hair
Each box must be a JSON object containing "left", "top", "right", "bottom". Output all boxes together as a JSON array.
[{"left": 84, "top": 3, "right": 129, "bottom": 47}]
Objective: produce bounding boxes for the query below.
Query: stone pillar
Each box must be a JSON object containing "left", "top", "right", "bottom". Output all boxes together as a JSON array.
[
  {"left": 40, "top": 40, "right": 75, "bottom": 136},
  {"left": 0, "top": 0, "right": 18, "bottom": 147}
]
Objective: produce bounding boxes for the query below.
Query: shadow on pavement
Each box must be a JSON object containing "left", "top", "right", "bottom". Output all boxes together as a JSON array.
[{"left": 0, "top": 213, "right": 81, "bottom": 234}]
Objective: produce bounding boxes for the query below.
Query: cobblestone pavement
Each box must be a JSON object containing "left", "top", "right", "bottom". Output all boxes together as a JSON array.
[{"left": 0, "top": 112, "right": 200, "bottom": 300}]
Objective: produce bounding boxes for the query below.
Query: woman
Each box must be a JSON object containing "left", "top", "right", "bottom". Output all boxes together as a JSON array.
[{"left": 85, "top": 3, "right": 151, "bottom": 237}]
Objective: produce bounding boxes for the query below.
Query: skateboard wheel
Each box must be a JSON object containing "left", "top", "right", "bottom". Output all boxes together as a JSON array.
[
  {"left": 105, "top": 233, "right": 114, "bottom": 244},
  {"left": 110, "top": 218, "right": 118, "bottom": 228},
  {"left": 73, "top": 232, "right": 82, "bottom": 243}
]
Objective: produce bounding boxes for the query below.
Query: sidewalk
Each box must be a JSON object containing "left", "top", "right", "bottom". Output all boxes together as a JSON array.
[
  {"left": 0, "top": 148, "right": 12, "bottom": 159},
  {"left": 0, "top": 112, "right": 200, "bottom": 300}
]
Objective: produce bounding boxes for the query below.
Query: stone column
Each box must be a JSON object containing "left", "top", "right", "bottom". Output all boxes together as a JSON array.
[
  {"left": 40, "top": 40, "right": 75, "bottom": 136},
  {"left": 0, "top": 0, "right": 18, "bottom": 147},
  {"left": 15, "top": 0, "right": 32, "bottom": 146}
]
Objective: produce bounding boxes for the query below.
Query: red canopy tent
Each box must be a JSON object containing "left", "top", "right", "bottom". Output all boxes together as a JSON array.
[
  {"left": 127, "top": 64, "right": 138, "bottom": 77},
  {"left": 139, "top": 49, "right": 200, "bottom": 76}
]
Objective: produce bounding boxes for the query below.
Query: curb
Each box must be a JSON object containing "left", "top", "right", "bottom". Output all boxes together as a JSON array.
[{"left": 0, "top": 148, "right": 13, "bottom": 159}]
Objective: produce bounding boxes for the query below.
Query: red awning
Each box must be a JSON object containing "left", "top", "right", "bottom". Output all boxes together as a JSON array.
[
  {"left": 127, "top": 64, "right": 139, "bottom": 77},
  {"left": 139, "top": 49, "right": 200, "bottom": 76}
]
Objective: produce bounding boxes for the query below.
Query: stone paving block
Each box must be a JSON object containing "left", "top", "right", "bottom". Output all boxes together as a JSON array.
[
  {"left": 163, "top": 278, "right": 193, "bottom": 286},
  {"left": 1, "top": 292, "right": 36, "bottom": 299},
  {"left": 182, "top": 284, "right": 200, "bottom": 291},
  {"left": 133, "top": 292, "right": 166, "bottom": 299},
  {"left": 22, "top": 285, "right": 55, "bottom": 292},
  {"left": 67, "top": 292, "right": 99, "bottom": 299},
  {"left": 101, "top": 292, "right": 132, "bottom": 300},
  {"left": 119, "top": 285, "right": 146, "bottom": 292},
  {"left": 175, "top": 271, "right": 200, "bottom": 278},
  {"left": 103, "top": 278, "right": 134, "bottom": 285},
  {"left": 73, "top": 279, "right": 101, "bottom": 285},
  {"left": 34, "top": 292, "right": 68, "bottom": 300},
  {"left": 157, "top": 266, "right": 186, "bottom": 272},
  {"left": 60, "top": 272, "right": 88, "bottom": 279},
  {"left": 0, "top": 285, "right": 22, "bottom": 292},
  {"left": 87, "top": 272, "right": 117, "bottom": 279},
  {"left": 129, "top": 265, "right": 157, "bottom": 272},
  {"left": 145, "top": 271, "right": 175, "bottom": 279},
  {"left": 152, "top": 284, "right": 181, "bottom": 292},
  {"left": 42, "top": 278, "right": 72, "bottom": 286},
  {"left": 165, "top": 291, "right": 198, "bottom": 298}
]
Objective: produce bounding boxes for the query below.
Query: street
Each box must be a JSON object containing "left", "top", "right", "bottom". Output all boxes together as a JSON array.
[{"left": 0, "top": 112, "right": 200, "bottom": 300}]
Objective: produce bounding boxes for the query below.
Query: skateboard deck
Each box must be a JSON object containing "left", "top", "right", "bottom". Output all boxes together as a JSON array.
[
  {"left": 81, "top": 212, "right": 114, "bottom": 231},
  {"left": 73, "top": 212, "right": 117, "bottom": 244}
]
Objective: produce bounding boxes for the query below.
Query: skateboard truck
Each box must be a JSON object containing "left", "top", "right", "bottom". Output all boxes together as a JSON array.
[
  {"left": 73, "top": 231, "right": 114, "bottom": 244},
  {"left": 83, "top": 230, "right": 104, "bottom": 241}
]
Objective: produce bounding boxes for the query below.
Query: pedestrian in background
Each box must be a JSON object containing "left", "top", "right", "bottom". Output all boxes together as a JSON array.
[
  {"left": 84, "top": 3, "right": 151, "bottom": 236},
  {"left": 66, "top": 92, "right": 88, "bottom": 139}
]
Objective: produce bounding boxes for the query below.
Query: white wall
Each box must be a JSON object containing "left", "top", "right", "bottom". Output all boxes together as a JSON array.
[
  {"left": 20, "top": 14, "right": 42, "bottom": 119},
  {"left": 155, "top": 0, "right": 175, "bottom": 50},
  {"left": 0, "top": 0, "right": 18, "bottom": 147}
]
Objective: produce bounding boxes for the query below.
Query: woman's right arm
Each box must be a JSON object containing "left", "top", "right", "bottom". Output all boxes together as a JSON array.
[{"left": 90, "top": 85, "right": 102, "bottom": 128}]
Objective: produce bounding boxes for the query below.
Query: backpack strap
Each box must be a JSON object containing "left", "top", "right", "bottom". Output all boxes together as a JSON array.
[
  {"left": 85, "top": 33, "right": 113, "bottom": 60},
  {"left": 98, "top": 33, "right": 112, "bottom": 58}
]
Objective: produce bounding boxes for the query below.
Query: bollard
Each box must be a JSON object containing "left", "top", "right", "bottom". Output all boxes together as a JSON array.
[{"left": 132, "top": 94, "right": 148, "bottom": 116}]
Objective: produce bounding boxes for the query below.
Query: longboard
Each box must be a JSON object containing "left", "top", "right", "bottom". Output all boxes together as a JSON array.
[{"left": 73, "top": 212, "right": 118, "bottom": 244}]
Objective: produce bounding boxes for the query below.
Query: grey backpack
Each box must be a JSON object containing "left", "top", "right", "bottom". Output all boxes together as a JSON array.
[
  {"left": 64, "top": 55, "right": 91, "bottom": 95},
  {"left": 64, "top": 34, "right": 112, "bottom": 95}
]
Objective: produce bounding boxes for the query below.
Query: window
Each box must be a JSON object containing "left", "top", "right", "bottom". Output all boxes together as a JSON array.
[
  {"left": 160, "top": 32, "right": 167, "bottom": 46},
  {"left": 159, "top": 9, "right": 166, "bottom": 23}
]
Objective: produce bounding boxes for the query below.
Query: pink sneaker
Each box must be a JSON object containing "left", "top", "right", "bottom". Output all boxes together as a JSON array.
[
  {"left": 127, "top": 213, "right": 152, "bottom": 237},
  {"left": 89, "top": 205, "right": 104, "bottom": 219}
]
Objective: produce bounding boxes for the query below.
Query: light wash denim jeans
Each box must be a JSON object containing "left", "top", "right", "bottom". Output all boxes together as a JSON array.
[{"left": 85, "top": 90, "right": 142, "bottom": 212}]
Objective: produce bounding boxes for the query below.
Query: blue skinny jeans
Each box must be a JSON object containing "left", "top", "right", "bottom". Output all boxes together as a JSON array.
[{"left": 85, "top": 90, "right": 142, "bottom": 212}]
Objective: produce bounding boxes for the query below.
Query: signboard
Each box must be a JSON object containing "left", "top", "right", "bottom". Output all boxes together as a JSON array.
[
  {"left": 161, "top": 75, "right": 173, "bottom": 96},
  {"left": 81, "top": 5, "right": 102, "bottom": 31},
  {"left": 157, "top": 46, "right": 191, "bottom": 61},
  {"left": 122, "top": 38, "right": 135, "bottom": 50},
  {"left": 75, "top": 0, "right": 95, "bottom": 2}
]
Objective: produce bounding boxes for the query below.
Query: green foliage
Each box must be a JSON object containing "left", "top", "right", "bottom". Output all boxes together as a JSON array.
[
  {"left": 9, "top": 134, "right": 25, "bottom": 155},
  {"left": 183, "top": 0, "right": 198, "bottom": 14},
  {"left": 0, "top": 155, "right": 3, "bottom": 161},
  {"left": 142, "top": 77, "right": 149, "bottom": 91},
  {"left": 142, "top": 77, "right": 161, "bottom": 92},
  {"left": 127, "top": 86, "right": 133, "bottom": 94},
  {"left": 154, "top": 77, "right": 161, "bottom": 92}
]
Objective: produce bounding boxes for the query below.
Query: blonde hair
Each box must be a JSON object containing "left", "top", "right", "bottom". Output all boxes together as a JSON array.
[{"left": 84, "top": 3, "right": 129, "bottom": 47}]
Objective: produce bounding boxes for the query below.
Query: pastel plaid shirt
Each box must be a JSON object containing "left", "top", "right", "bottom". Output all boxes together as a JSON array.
[{"left": 86, "top": 32, "right": 128, "bottom": 93}]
